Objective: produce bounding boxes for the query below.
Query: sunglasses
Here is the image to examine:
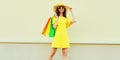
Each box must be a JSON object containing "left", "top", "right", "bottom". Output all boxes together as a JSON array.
[{"left": 57, "top": 6, "right": 65, "bottom": 9}]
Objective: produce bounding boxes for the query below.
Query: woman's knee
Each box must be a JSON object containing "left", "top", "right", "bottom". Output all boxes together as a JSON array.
[
  {"left": 50, "top": 48, "right": 57, "bottom": 57},
  {"left": 62, "top": 48, "right": 68, "bottom": 56}
]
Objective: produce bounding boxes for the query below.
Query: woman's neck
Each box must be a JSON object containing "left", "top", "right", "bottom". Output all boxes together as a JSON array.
[{"left": 60, "top": 13, "right": 63, "bottom": 16}]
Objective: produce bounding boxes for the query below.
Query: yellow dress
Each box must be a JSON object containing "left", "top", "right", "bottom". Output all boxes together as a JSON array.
[{"left": 51, "top": 16, "right": 73, "bottom": 48}]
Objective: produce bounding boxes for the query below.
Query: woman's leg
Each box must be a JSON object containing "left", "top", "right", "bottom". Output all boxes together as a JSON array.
[
  {"left": 49, "top": 48, "right": 57, "bottom": 60},
  {"left": 62, "top": 48, "right": 68, "bottom": 60}
]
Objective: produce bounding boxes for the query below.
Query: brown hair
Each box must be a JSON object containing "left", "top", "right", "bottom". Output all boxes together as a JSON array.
[{"left": 55, "top": 6, "right": 67, "bottom": 17}]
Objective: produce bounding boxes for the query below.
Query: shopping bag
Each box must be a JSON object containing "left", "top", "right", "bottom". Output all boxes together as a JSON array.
[{"left": 41, "top": 17, "right": 56, "bottom": 37}]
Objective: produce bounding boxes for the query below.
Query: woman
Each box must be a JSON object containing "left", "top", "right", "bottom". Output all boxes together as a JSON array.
[{"left": 49, "top": 3, "right": 76, "bottom": 60}]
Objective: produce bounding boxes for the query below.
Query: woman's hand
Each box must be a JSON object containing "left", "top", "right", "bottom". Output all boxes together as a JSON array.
[
  {"left": 54, "top": 13, "right": 58, "bottom": 20},
  {"left": 69, "top": 7, "right": 72, "bottom": 12},
  {"left": 53, "top": 13, "right": 59, "bottom": 29},
  {"left": 69, "top": 7, "right": 76, "bottom": 23}
]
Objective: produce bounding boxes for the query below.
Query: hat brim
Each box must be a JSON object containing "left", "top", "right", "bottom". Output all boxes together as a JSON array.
[{"left": 53, "top": 3, "right": 70, "bottom": 12}]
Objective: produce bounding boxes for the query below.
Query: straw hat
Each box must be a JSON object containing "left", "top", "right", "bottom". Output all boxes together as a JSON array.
[{"left": 53, "top": 3, "right": 70, "bottom": 12}]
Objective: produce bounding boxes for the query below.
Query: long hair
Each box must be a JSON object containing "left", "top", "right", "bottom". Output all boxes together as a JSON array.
[{"left": 55, "top": 6, "right": 67, "bottom": 17}]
